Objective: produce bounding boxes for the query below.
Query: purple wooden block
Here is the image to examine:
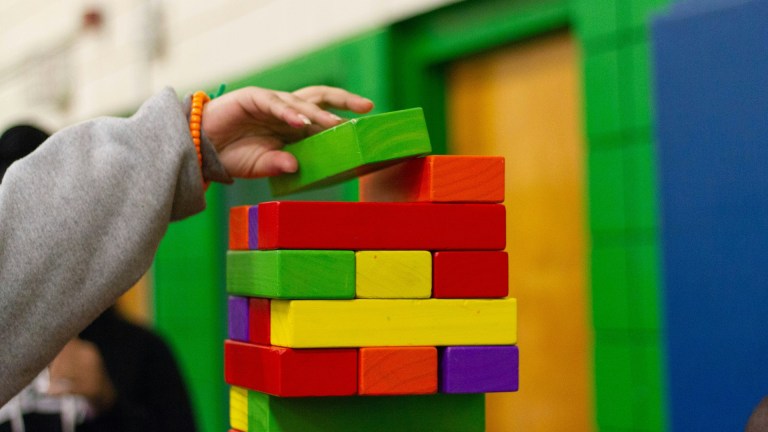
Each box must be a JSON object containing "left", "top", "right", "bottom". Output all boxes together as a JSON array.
[
  {"left": 248, "top": 206, "right": 259, "bottom": 249},
  {"left": 440, "top": 345, "right": 519, "bottom": 393},
  {"left": 228, "top": 296, "right": 249, "bottom": 341}
]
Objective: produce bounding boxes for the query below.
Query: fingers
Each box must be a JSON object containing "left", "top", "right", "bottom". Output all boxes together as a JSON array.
[
  {"left": 218, "top": 140, "right": 298, "bottom": 179},
  {"left": 293, "top": 85, "right": 374, "bottom": 114}
]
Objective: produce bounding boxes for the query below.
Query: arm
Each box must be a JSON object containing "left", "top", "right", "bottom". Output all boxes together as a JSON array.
[
  {"left": 0, "top": 85, "right": 372, "bottom": 405},
  {"left": 0, "top": 88, "right": 202, "bottom": 403}
]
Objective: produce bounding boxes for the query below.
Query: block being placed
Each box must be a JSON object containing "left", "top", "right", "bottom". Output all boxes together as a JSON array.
[
  {"left": 359, "top": 155, "right": 505, "bottom": 203},
  {"left": 224, "top": 340, "right": 357, "bottom": 397},
  {"left": 227, "top": 250, "right": 355, "bottom": 299},
  {"left": 230, "top": 386, "right": 248, "bottom": 431},
  {"left": 229, "top": 206, "right": 258, "bottom": 250},
  {"left": 244, "top": 390, "right": 485, "bottom": 432},
  {"left": 270, "top": 298, "right": 517, "bottom": 348},
  {"left": 269, "top": 108, "right": 431, "bottom": 197},
  {"left": 359, "top": 346, "right": 437, "bottom": 395},
  {"left": 433, "top": 251, "right": 509, "bottom": 298},
  {"left": 228, "top": 296, "right": 249, "bottom": 341},
  {"left": 440, "top": 345, "right": 519, "bottom": 393},
  {"left": 251, "top": 201, "right": 505, "bottom": 250},
  {"left": 356, "top": 251, "right": 432, "bottom": 298},
  {"left": 248, "top": 298, "right": 270, "bottom": 345}
]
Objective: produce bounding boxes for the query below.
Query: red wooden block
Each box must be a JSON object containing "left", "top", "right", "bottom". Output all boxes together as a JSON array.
[
  {"left": 229, "top": 206, "right": 250, "bottom": 250},
  {"left": 224, "top": 340, "right": 357, "bottom": 397},
  {"left": 248, "top": 298, "right": 270, "bottom": 345},
  {"left": 359, "top": 155, "right": 505, "bottom": 203},
  {"left": 359, "top": 346, "right": 437, "bottom": 395},
  {"left": 254, "top": 202, "right": 506, "bottom": 250},
  {"left": 433, "top": 251, "right": 509, "bottom": 298}
]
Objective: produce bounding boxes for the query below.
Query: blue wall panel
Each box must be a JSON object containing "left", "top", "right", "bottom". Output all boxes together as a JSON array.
[{"left": 653, "top": 1, "right": 768, "bottom": 430}]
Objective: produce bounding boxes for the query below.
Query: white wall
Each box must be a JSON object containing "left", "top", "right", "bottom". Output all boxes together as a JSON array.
[{"left": 0, "top": 0, "right": 459, "bottom": 132}]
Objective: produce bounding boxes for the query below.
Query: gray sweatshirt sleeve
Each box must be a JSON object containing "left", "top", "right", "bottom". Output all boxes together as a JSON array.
[{"left": 0, "top": 87, "right": 212, "bottom": 403}]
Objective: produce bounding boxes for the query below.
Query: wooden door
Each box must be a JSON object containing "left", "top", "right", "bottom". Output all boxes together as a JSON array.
[{"left": 448, "top": 30, "right": 593, "bottom": 432}]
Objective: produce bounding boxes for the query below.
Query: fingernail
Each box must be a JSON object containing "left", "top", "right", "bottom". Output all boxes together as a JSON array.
[
  {"left": 298, "top": 114, "right": 312, "bottom": 126},
  {"left": 328, "top": 112, "right": 343, "bottom": 122}
]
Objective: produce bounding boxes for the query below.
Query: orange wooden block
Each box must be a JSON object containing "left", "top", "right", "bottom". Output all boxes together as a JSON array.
[
  {"left": 359, "top": 155, "right": 505, "bottom": 203},
  {"left": 359, "top": 346, "right": 437, "bottom": 395},
  {"left": 229, "top": 206, "right": 251, "bottom": 250}
]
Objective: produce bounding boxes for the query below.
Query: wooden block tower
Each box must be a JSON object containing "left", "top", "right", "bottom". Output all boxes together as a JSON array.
[{"left": 224, "top": 108, "right": 516, "bottom": 432}]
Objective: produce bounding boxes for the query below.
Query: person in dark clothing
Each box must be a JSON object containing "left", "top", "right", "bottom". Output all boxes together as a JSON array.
[{"left": 0, "top": 125, "right": 197, "bottom": 432}]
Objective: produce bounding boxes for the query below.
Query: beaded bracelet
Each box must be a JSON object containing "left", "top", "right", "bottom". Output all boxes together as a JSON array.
[{"left": 189, "top": 90, "right": 210, "bottom": 172}]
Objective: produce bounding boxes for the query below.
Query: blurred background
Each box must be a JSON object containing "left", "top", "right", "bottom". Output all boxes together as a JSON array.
[{"left": 1, "top": 0, "right": 766, "bottom": 431}]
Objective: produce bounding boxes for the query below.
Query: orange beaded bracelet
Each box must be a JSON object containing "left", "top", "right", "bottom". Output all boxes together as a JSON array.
[{"left": 189, "top": 90, "right": 210, "bottom": 172}]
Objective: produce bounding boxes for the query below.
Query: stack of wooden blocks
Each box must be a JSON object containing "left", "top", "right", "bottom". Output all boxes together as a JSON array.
[{"left": 224, "top": 108, "right": 517, "bottom": 431}]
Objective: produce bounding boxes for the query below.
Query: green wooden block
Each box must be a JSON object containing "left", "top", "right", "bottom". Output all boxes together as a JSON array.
[
  {"left": 269, "top": 108, "right": 431, "bottom": 196},
  {"left": 246, "top": 391, "right": 485, "bottom": 432},
  {"left": 588, "top": 146, "right": 626, "bottom": 232},
  {"left": 624, "top": 139, "right": 659, "bottom": 231},
  {"left": 594, "top": 333, "right": 636, "bottom": 430},
  {"left": 591, "top": 244, "right": 631, "bottom": 331},
  {"left": 584, "top": 50, "right": 622, "bottom": 138},
  {"left": 226, "top": 250, "right": 355, "bottom": 299}
]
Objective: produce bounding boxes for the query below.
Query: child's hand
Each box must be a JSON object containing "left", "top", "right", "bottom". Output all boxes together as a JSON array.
[{"left": 201, "top": 86, "right": 374, "bottom": 178}]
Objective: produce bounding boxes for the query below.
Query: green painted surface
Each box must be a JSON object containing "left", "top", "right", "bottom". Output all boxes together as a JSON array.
[
  {"left": 269, "top": 108, "right": 431, "bottom": 196},
  {"left": 573, "top": 0, "right": 618, "bottom": 41},
  {"left": 583, "top": 50, "right": 622, "bottom": 138},
  {"left": 154, "top": 183, "right": 227, "bottom": 432},
  {"left": 619, "top": 39, "right": 656, "bottom": 133},
  {"left": 626, "top": 0, "right": 671, "bottom": 31},
  {"left": 634, "top": 335, "right": 668, "bottom": 431},
  {"left": 226, "top": 250, "right": 355, "bottom": 299},
  {"left": 588, "top": 146, "right": 626, "bottom": 233},
  {"left": 248, "top": 391, "right": 485, "bottom": 432},
  {"left": 624, "top": 139, "right": 659, "bottom": 231},
  {"left": 591, "top": 245, "right": 631, "bottom": 331},
  {"left": 594, "top": 333, "right": 636, "bottom": 429},
  {"left": 627, "top": 240, "right": 662, "bottom": 332}
]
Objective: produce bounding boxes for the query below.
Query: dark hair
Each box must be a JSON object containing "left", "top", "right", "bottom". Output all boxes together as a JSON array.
[{"left": 0, "top": 125, "right": 50, "bottom": 182}]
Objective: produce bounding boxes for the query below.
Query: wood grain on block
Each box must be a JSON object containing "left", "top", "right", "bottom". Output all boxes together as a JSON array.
[
  {"left": 229, "top": 206, "right": 251, "bottom": 250},
  {"left": 224, "top": 340, "right": 357, "bottom": 397},
  {"left": 270, "top": 298, "right": 517, "bottom": 348},
  {"left": 433, "top": 251, "right": 509, "bottom": 298},
  {"left": 248, "top": 298, "right": 270, "bottom": 345},
  {"left": 440, "top": 345, "right": 519, "bottom": 393},
  {"left": 245, "top": 391, "right": 485, "bottom": 432},
  {"left": 229, "top": 386, "right": 248, "bottom": 431},
  {"left": 356, "top": 251, "right": 432, "bottom": 298},
  {"left": 359, "top": 155, "right": 505, "bottom": 203},
  {"left": 228, "top": 296, "right": 249, "bottom": 341},
  {"left": 359, "top": 346, "right": 437, "bottom": 395},
  {"left": 269, "top": 108, "right": 431, "bottom": 197},
  {"left": 255, "top": 201, "right": 506, "bottom": 251},
  {"left": 227, "top": 250, "right": 355, "bottom": 299}
]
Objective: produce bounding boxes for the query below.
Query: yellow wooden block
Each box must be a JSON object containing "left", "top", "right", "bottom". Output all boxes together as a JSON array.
[
  {"left": 270, "top": 298, "right": 517, "bottom": 348},
  {"left": 230, "top": 386, "right": 248, "bottom": 431},
  {"left": 356, "top": 251, "right": 432, "bottom": 298}
]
